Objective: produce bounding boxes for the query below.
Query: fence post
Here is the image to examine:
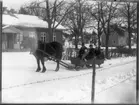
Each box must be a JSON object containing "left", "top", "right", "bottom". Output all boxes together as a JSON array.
[{"left": 91, "top": 57, "right": 96, "bottom": 103}]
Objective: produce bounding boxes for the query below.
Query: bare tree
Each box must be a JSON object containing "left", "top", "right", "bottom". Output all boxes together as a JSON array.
[
  {"left": 19, "top": 0, "right": 74, "bottom": 42},
  {"left": 62, "top": 0, "right": 92, "bottom": 49},
  {"left": 89, "top": 2, "right": 104, "bottom": 49},
  {"left": 19, "top": 1, "right": 45, "bottom": 16},
  {"left": 44, "top": 0, "right": 68, "bottom": 42},
  {"left": 99, "top": 1, "right": 119, "bottom": 59},
  {"left": 118, "top": 2, "right": 137, "bottom": 50}
]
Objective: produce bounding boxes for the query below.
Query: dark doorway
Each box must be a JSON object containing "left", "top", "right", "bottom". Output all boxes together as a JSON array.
[{"left": 7, "top": 34, "right": 14, "bottom": 49}]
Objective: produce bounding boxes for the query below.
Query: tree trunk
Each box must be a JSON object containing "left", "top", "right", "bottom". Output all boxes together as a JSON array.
[
  {"left": 80, "top": 28, "right": 84, "bottom": 44},
  {"left": 75, "top": 34, "right": 78, "bottom": 49},
  {"left": 128, "top": 15, "right": 131, "bottom": 50},
  {"left": 105, "top": 34, "right": 109, "bottom": 59},
  {"left": 78, "top": 0, "right": 84, "bottom": 44},
  {"left": 105, "top": 23, "right": 110, "bottom": 59},
  {"left": 48, "top": 26, "right": 53, "bottom": 42},
  {"left": 128, "top": 22, "right": 131, "bottom": 50},
  {"left": 98, "top": 3, "right": 101, "bottom": 49},
  {"left": 98, "top": 19, "right": 101, "bottom": 49},
  {"left": 46, "top": 0, "right": 53, "bottom": 42},
  {"left": 127, "top": 3, "right": 131, "bottom": 50},
  {"left": 98, "top": 33, "right": 101, "bottom": 49}
]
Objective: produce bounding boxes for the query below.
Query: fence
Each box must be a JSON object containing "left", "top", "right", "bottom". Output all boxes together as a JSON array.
[
  {"left": 62, "top": 47, "right": 136, "bottom": 60},
  {"left": 108, "top": 47, "right": 136, "bottom": 58},
  {"left": 62, "top": 48, "right": 79, "bottom": 60}
]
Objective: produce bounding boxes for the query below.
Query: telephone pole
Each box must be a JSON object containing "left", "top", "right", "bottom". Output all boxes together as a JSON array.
[
  {"left": 0, "top": 0, "right": 2, "bottom": 103},
  {"left": 137, "top": 1, "right": 139, "bottom": 104}
]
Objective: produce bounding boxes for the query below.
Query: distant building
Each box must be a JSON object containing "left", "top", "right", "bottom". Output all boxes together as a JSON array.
[
  {"left": 2, "top": 14, "right": 65, "bottom": 51},
  {"left": 101, "top": 24, "right": 128, "bottom": 47}
]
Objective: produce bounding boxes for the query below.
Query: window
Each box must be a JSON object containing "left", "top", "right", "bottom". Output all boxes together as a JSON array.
[
  {"left": 53, "top": 32, "right": 56, "bottom": 41},
  {"left": 40, "top": 32, "right": 47, "bottom": 42}
]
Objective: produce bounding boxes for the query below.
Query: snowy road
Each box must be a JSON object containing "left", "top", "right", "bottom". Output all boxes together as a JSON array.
[{"left": 2, "top": 52, "right": 136, "bottom": 103}]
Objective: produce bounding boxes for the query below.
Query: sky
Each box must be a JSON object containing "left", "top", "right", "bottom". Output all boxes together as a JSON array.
[
  {"left": 3, "top": 0, "right": 37, "bottom": 10},
  {"left": 3, "top": 0, "right": 138, "bottom": 12},
  {"left": 3, "top": 0, "right": 62, "bottom": 10}
]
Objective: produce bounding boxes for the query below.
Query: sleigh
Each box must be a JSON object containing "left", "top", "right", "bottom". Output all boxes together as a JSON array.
[{"left": 70, "top": 56, "right": 105, "bottom": 69}]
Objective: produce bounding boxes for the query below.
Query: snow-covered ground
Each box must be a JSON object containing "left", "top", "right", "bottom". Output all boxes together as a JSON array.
[{"left": 2, "top": 52, "right": 136, "bottom": 103}]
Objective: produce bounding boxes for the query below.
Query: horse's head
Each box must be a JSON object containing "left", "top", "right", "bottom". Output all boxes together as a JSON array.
[{"left": 37, "top": 40, "right": 45, "bottom": 48}]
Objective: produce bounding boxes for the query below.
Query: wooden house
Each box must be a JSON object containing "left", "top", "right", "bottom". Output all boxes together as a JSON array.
[
  {"left": 2, "top": 14, "right": 65, "bottom": 51},
  {"left": 101, "top": 24, "right": 128, "bottom": 47}
]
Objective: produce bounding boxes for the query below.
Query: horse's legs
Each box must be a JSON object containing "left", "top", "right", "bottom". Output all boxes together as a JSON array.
[
  {"left": 41, "top": 57, "right": 46, "bottom": 73},
  {"left": 36, "top": 57, "right": 41, "bottom": 72},
  {"left": 55, "top": 60, "right": 60, "bottom": 72}
]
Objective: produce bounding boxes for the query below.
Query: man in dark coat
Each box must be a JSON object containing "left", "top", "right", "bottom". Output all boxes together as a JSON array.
[
  {"left": 95, "top": 47, "right": 105, "bottom": 59},
  {"left": 78, "top": 43, "right": 88, "bottom": 60},
  {"left": 85, "top": 44, "right": 95, "bottom": 60}
]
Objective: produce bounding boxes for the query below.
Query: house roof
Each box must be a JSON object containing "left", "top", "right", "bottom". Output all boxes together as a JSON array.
[
  {"left": 3, "top": 14, "right": 19, "bottom": 26},
  {"left": 122, "top": 26, "right": 137, "bottom": 33},
  {"left": 3, "top": 14, "right": 65, "bottom": 30},
  {"left": 110, "top": 24, "right": 125, "bottom": 36},
  {"left": 3, "top": 25, "right": 22, "bottom": 34}
]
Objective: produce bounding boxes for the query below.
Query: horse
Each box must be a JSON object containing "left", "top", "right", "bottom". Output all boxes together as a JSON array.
[{"left": 33, "top": 40, "right": 63, "bottom": 73}]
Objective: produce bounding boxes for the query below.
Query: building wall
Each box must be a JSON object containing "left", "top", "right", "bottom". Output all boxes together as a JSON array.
[
  {"left": 54, "top": 30, "right": 63, "bottom": 44},
  {"left": 109, "top": 32, "right": 118, "bottom": 47},
  {"left": 101, "top": 32, "right": 118, "bottom": 47},
  {"left": 17, "top": 27, "right": 37, "bottom": 38},
  {"left": 36, "top": 28, "right": 49, "bottom": 42},
  {"left": 18, "top": 27, "right": 63, "bottom": 51},
  {"left": 2, "top": 33, "right": 7, "bottom": 51},
  {"left": 36, "top": 28, "right": 63, "bottom": 44},
  {"left": 101, "top": 31, "right": 128, "bottom": 47},
  {"left": 117, "top": 31, "right": 128, "bottom": 46},
  {"left": 17, "top": 27, "right": 37, "bottom": 49},
  {"left": 118, "top": 36, "right": 127, "bottom": 46}
]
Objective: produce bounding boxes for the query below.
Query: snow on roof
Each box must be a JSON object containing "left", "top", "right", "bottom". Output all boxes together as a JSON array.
[
  {"left": 14, "top": 14, "right": 48, "bottom": 28},
  {"left": 3, "top": 14, "right": 19, "bottom": 25},
  {"left": 3, "top": 14, "right": 65, "bottom": 30},
  {"left": 53, "top": 21, "right": 66, "bottom": 30}
]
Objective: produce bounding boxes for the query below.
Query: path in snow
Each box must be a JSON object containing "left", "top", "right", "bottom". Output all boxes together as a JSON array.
[{"left": 2, "top": 52, "right": 136, "bottom": 89}]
